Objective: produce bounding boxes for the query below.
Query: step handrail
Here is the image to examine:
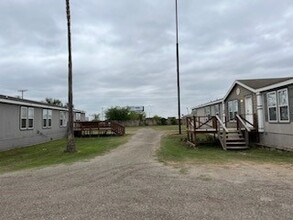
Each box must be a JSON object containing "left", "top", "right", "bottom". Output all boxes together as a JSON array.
[
  {"left": 215, "top": 115, "right": 228, "bottom": 133},
  {"left": 236, "top": 114, "right": 251, "bottom": 132},
  {"left": 236, "top": 114, "right": 250, "bottom": 147}
]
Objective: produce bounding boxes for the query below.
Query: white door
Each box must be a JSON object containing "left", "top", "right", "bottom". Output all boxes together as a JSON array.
[{"left": 245, "top": 96, "right": 253, "bottom": 127}]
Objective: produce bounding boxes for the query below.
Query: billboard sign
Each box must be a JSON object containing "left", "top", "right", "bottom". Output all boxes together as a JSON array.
[{"left": 128, "top": 106, "right": 144, "bottom": 113}]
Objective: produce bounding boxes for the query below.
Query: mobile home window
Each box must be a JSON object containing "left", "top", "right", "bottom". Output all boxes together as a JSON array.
[
  {"left": 48, "top": 110, "right": 52, "bottom": 127},
  {"left": 20, "top": 107, "right": 28, "bottom": 129},
  {"left": 191, "top": 109, "right": 197, "bottom": 115},
  {"left": 214, "top": 104, "right": 220, "bottom": 115},
  {"left": 28, "top": 108, "right": 34, "bottom": 129},
  {"left": 204, "top": 107, "right": 211, "bottom": 118},
  {"left": 228, "top": 100, "right": 238, "bottom": 120},
  {"left": 277, "top": 89, "right": 289, "bottom": 122},
  {"left": 43, "top": 109, "right": 52, "bottom": 128},
  {"left": 267, "top": 92, "right": 277, "bottom": 122},
  {"left": 20, "top": 107, "right": 34, "bottom": 130},
  {"left": 60, "top": 111, "right": 67, "bottom": 127},
  {"left": 75, "top": 113, "right": 81, "bottom": 121}
]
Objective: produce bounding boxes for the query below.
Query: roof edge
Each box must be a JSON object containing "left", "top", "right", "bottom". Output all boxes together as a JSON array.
[
  {"left": 0, "top": 96, "right": 85, "bottom": 113},
  {"left": 192, "top": 98, "right": 223, "bottom": 109},
  {"left": 223, "top": 80, "right": 256, "bottom": 101},
  {"left": 256, "top": 78, "right": 293, "bottom": 92}
]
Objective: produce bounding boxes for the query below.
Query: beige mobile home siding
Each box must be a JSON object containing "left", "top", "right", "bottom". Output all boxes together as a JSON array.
[
  {"left": 259, "top": 85, "right": 293, "bottom": 151},
  {"left": 225, "top": 85, "right": 257, "bottom": 117}
]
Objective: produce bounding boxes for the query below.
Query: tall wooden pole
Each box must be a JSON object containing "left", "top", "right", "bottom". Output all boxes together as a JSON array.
[
  {"left": 65, "top": 0, "right": 76, "bottom": 152},
  {"left": 175, "top": 0, "right": 182, "bottom": 134}
]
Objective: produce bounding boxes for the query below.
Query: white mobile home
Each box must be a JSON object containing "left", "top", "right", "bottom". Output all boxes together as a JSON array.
[
  {"left": 0, "top": 95, "right": 85, "bottom": 151},
  {"left": 191, "top": 99, "right": 223, "bottom": 120},
  {"left": 188, "top": 77, "right": 293, "bottom": 151}
]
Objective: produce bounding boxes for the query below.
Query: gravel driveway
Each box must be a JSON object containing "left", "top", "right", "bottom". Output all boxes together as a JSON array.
[{"left": 0, "top": 128, "right": 292, "bottom": 220}]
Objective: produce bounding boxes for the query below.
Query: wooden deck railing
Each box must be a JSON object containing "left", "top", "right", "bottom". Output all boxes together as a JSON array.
[
  {"left": 186, "top": 116, "right": 219, "bottom": 147},
  {"left": 186, "top": 113, "right": 258, "bottom": 150},
  {"left": 215, "top": 115, "right": 228, "bottom": 150},
  {"left": 74, "top": 121, "right": 125, "bottom": 136},
  {"left": 186, "top": 115, "right": 229, "bottom": 149}
]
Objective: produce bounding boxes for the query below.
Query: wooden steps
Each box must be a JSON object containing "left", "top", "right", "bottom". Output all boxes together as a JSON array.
[
  {"left": 225, "top": 130, "right": 248, "bottom": 150},
  {"left": 186, "top": 115, "right": 252, "bottom": 151}
]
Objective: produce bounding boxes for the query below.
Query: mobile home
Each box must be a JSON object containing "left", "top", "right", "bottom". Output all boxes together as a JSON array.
[
  {"left": 188, "top": 77, "right": 293, "bottom": 151},
  {"left": 0, "top": 95, "right": 85, "bottom": 151}
]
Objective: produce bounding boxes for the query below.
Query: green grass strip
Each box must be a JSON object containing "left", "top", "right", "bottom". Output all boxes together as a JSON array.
[
  {"left": 0, "top": 135, "right": 129, "bottom": 173},
  {"left": 158, "top": 134, "right": 293, "bottom": 164}
]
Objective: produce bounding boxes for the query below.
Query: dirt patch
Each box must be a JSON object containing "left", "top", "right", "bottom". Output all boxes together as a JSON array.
[
  {"left": 169, "top": 161, "right": 293, "bottom": 184},
  {"left": 184, "top": 162, "right": 293, "bottom": 184}
]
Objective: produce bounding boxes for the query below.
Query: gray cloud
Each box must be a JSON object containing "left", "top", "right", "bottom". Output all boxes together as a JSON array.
[{"left": 1, "top": 0, "right": 293, "bottom": 118}]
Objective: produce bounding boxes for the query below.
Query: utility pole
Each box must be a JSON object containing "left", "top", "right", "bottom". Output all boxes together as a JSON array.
[
  {"left": 18, "top": 89, "right": 27, "bottom": 99},
  {"left": 65, "top": 0, "right": 76, "bottom": 153},
  {"left": 175, "top": 0, "right": 182, "bottom": 134}
]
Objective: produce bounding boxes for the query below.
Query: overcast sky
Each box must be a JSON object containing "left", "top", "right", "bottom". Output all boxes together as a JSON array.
[{"left": 1, "top": 0, "right": 293, "bottom": 118}]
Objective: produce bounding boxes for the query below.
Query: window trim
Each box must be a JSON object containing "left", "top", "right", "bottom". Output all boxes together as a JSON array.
[
  {"left": 267, "top": 91, "right": 278, "bottom": 123},
  {"left": 20, "top": 106, "right": 28, "bottom": 130},
  {"left": 48, "top": 110, "right": 52, "bottom": 128},
  {"left": 204, "top": 106, "right": 211, "bottom": 118},
  {"left": 277, "top": 88, "right": 290, "bottom": 123},
  {"left": 214, "top": 104, "right": 220, "bottom": 116},
  {"left": 43, "top": 109, "right": 52, "bottom": 129},
  {"left": 28, "top": 107, "right": 34, "bottom": 129},
  {"left": 228, "top": 100, "right": 238, "bottom": 121},
  {"left": 60, "top": 111, "right": 67, "bottom": 127},
  {"left": 75, "top": 112, "right": 81, "bottom": 121},
  {"left": 20, "top": 106, "right": 34, "bottom": 130}
]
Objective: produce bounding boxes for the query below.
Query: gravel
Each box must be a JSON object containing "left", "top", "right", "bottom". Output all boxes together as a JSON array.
[{"left": 0, "top": 128, "right": 292, "bottom": 220}]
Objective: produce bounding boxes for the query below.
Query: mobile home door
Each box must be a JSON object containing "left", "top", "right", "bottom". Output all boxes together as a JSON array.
[{"left": 245, "top": 96, "right": 253, "bottom": 127}]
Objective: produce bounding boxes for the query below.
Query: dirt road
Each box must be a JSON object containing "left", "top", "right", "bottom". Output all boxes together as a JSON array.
[{"left": 0, "top": 128, "right": 292, "bottom": 219}]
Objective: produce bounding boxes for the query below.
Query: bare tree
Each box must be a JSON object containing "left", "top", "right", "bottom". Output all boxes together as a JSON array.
[{"left": 65, "top": 0, "right": 76, "bottom": 152}]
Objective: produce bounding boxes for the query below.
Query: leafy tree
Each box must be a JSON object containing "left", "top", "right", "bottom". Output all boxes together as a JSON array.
[
  {"left": 105, "top": 107, "right": 146, "bottom": 121},
  {"left": 128, "top": 111, "right": 146, "bottom": 121},
  {"left": 169, "top": 117, "right": 177, "bottom": 125},
  {"left": 153, "top": 115, "right": 161, "bottom": 125},
  {"left": 105, "top": 107, "right": 130, "bottom": 121},
  {"left": 44, "top": 98, "right": 64, "bottom": 107},
  {"left": 92, "top": 113, "right": 100, "bottom": 121},
  {"left": 160, "top": 117, "right": 167, "bottom": 125}
]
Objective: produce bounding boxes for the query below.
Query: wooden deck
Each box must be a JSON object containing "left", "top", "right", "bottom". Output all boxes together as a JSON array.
[
  {"left": 186, "top": 115, "right": 258, "bottom": 150},
  {"left": 74, "top": 121, "right": 125, "bottom": 137},
  {"left": 187, "top": 128, "right": 217, "bottom": 133}
]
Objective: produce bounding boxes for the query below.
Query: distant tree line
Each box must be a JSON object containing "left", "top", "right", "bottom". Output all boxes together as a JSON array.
[
  {"left": 102, "top": 107, "right": 177, "bottom": 125},
  {"left": 105, "top": 107, "right": 146, "bottom": 121},
  {"left": 153, "top": 115, "right": 177, "bottom": 125}
]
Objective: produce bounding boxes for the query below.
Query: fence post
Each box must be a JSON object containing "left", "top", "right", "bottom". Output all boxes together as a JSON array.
[
  {"left": 193, "top": 116, "right": 196, "bottom": 145},
  {"left": 186, "top": 117, "right": 190, "bottom": 142}
]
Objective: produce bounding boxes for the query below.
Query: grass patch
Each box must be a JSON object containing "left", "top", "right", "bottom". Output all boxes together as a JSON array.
[
  {"left": 0, "top": 135, "right": 130, "bottom": 174},
  {"left": 151, "top": 125, "right": 186, "bottom": 134},
  {"left": 158, "top": 134, "right": 293, "bottom": 164}
]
